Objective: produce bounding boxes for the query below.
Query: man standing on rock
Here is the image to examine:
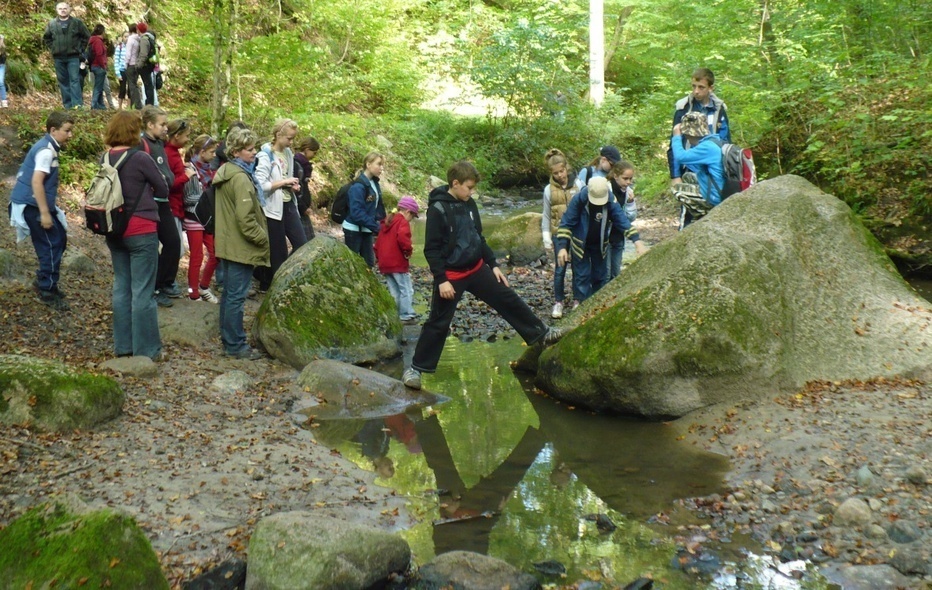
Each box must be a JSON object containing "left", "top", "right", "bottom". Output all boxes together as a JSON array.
[{"left": 42, "top": 2, "right": 90, "bottom": 109}]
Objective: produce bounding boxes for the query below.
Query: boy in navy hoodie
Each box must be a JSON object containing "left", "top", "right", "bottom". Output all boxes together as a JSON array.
[
  {"left": 402, "top": 161, "right": 562, "bottom": 390},
  {"left": 9, "top": 111, "right": 74, "bottom": 310}
]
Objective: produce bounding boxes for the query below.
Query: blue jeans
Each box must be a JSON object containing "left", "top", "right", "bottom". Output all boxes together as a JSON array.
[
  {"left": 572, "top": 243, "right": 608, "bottom": 302},
  {"left": 53, "top": 56, "right": 83, "bottom": 109},
  {"left": 344, "top": 229, "right": 375, "bottom": 267},
  {"left": 91, "top": 65, "right": 106, "bottom": 109},
  {"left": 106, "top": 232, "right": 161, "bottom": 359},
  {"left": 22, "top": 205, "right": 67, "bottom": 292},
  {"left": 0, "top": 64, "right": 7, "bottom": 101},
  {"left": 385, "top": 272, "right": 416, "bottom": 319},
  {"left": 553, "top": 249, "right": 569, "bottom": 303},
  {"left": 219, "top": 259, "right": 255, "bottom": 354},
  {"left": 606, "top": 240, "right": 624, "bottom": 280}
]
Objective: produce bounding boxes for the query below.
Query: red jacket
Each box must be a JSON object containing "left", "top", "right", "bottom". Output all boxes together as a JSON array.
[
  {"left": 374, "top": 213, "right": 413, "bottom": 274},
  {"left": 164, "top": 143, "right": 189, "bottom": 219},
  {"left": 88, "top": 35, "right": 107, "bottom": 69}
]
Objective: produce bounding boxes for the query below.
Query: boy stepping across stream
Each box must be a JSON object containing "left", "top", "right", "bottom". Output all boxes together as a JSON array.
[{"left": 402, "top": 161, "right": 562, "bottom": 390}]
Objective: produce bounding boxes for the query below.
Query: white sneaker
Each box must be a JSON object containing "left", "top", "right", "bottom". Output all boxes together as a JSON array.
[
  {"left": 551, "top": 302, "right": 564, "bottom": 319},
  {"left": 402, "top": 368, "right": 422, "bottom": 390},
  {"left": 198, "top": 287, "right": 219, "bottom": 304},
  {"left": 572, "top": 301, "right": 580, "bottom": 310},
  {"left": 0, "top": 100, "right": 7, "bottom": 108}
]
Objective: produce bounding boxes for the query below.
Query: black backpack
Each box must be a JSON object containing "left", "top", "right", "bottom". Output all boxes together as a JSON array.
[
  {"left": 329, "top": 179, "right": 365, "bottom": 224},
  {"left": 192, "top": 184, "right": 217, "bottom": 234}
]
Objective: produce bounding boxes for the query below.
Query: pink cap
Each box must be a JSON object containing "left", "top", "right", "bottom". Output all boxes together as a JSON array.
[{"left": 397, "top": 196, "right": 420, "bottom": 217}]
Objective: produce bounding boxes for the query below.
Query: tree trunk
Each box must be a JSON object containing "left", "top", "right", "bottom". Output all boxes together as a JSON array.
[
  {"left": 211, "top": 0, "right": 236, "bottom": 136},
  {"left": 589, "top": 0, "right": 604, "bottom": 106},
  {"left": 604, "top": 6, "right": 634, "bottom": 69}
]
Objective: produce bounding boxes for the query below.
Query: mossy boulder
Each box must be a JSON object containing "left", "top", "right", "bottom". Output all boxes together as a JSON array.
[
  {"left": 529, "top": 175, "right": 932, "bottom": 419},
  {"left": 293, "top": 359, "right": 448, "bottom": 420},
  {"left": 254, "top": 237, "right": 402, "bottom": 369},
  {"left": 0, "top": 354, "right": 125, "bottom": 431},
  {"left": 0, "top": 496, "right": 169, "bottom": 589},
  {"left": 486, "top": 212, "right": 545, "bottom": 266},
  {"left": 245, "top": 511, "right": 411, "bottom": 590}
]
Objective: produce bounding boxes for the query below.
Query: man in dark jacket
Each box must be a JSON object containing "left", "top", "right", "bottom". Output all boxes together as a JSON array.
[
  {"left": 42, "top": 2, "right": 90, "bottom": 109},
  {"left": 402, "top": 161, "right": 562, "bottom": 390}
]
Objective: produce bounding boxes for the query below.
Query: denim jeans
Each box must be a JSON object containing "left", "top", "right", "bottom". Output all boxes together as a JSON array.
[
  {"left": 0, "top": 64, "right": 7, "bottom": 101},
  {"left": 572, "top": 242, "right": 608, "bottom": 302},
  {"left": 22, "top": 204, "right": 67, "bottom": 292},
  {"left": 106, "top": 232, "right": 161, "bottom": 359},
  {"left": 385, "top": 272, "right": 416, "bottom": 319},
  {"left": 91, "top": 65, "right": 106, "bottom": 109},
  {"left": 219, "top": 259, "right": 255, "bottom": 354},
  {"left": 552, "top": 249, "right": 569, "bottom": 303},
  {"left": 606, "top": 240, "right": 624, "bottom": 280},
  {"left": 53, "top": 56, "right": 82, "bottom": 109},
  {"left": 344, "top": 229, "right": 375, "bottom": 267}
]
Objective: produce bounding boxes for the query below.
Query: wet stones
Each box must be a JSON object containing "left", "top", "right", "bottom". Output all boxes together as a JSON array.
[{"left": 833, "top": 498, "right": 872, "bottom": 527}]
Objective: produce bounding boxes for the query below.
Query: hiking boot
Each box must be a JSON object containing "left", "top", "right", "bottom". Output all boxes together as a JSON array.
[
  {"left": 402, "top": 368, "right": 422, "bottom": 390},
  {"left": 401, "top": 316, "right": 419, "bottom": 325},
  {"left": 38, "top": 289, "right": 70, "bottom": 311},
  {"left": 542, "top": 327, "right": 564, "bottom": 346},
  {"left": 161, "top": 284, "right": 183, "bottom": 298},
  {"left": 198, "top": 287, "right": 219, "bottom": 304},
  {"left": 551, "top": 302, "right": 564, "bottom": 319},
  {"left": 226, "top": 347, "right": 263, "bottom": 360},
  {"left": 155, "top": 291, "right": 174, "bottom": 307}
]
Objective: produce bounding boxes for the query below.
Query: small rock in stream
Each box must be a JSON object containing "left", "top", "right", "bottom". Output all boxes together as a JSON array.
[{"left": 532, "top": 560, "right": 566, "bottom": 576}]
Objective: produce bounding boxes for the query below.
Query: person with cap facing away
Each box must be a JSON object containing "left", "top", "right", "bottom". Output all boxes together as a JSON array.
[
  {"left": 374, "top": 195, "right": 421, "bottom": 324},
  {"left": 578, "top": 145, "right": 622, "bottom": 186},
  {"left": 670, "top": 111, "right": 725, "bottom": 230},
  {"left": 555, "top": 176, "right": 648, "bottom": 302}
]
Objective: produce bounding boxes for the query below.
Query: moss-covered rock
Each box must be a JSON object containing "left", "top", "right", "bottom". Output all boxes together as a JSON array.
[
  {"left": 255, "top": 237, "right": 402, "bottom": 369},
  {"left": 245, "top": 511, "right": 411, "bottom": 590},
  {"left": 294, "top": 359, "right": 448, "bottom": 420},
  {"left": 486, "top": 211, "right": 546, "bottom": 266},
  {"left": 0, "top": 496, "right": 169, "bottom": 589},
  {"left": 529, "top": 175, "right": 932, "bottom": 419},
  {"left": 0, "top": 354, "right": 124, "bottom": 431}
]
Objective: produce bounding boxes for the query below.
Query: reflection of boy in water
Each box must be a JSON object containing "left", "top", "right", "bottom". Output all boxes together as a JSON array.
[{"left": 354, "top": 414, "right": 422, "bottom": 478}]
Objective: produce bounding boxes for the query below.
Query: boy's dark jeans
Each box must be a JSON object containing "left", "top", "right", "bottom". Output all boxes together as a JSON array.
[
  {"left": 155, "top": 201, "right": 181, "bottom": 291},
  {"left": 411, "top": 264, "right": 548, "bottom": 373},
  {"left": 22, "top": 204, "right": 67, "bottom": 293}
]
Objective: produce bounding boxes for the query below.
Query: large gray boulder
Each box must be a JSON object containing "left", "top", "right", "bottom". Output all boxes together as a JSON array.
[
  {"left": 294, "top": 359, "right": 447, "bottom": 419},
  {"left": 486, "top": 212, "right": 546, "bottom": 266},
  {"left": 531, "top": 175, "right": 932, "bottom": 418},
  {"left": 0, "top": 496, "right": 169, "bottom": 589},
  {"left": 255, "top": 237, "right": 402, "bottom": 369},
  {"left": 0, "top": 354, "right": 125, "bottom": 431},
  {"left": 245, "top": 511, "right": 410, "bottom": 590}
]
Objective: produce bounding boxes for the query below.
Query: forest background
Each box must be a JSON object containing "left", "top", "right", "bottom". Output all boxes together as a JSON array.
[{"left": 0, "top": 0, "right": 929, "bottom": 270}]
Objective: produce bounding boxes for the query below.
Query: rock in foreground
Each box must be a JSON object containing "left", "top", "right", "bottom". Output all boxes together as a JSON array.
[
  {"left": 255, "top": 237, "right": 402, "bottom": 369},
  {"left": 0, "top": 354, "right": 124, "bottom": 431},
  {"left": 245, "top": 511, "right": 410, "bottom": 590},
  {"left": 416, "top": 551, "right": 541, "bottom": 590},
  {"left": 0, "top": 496, "right": 168, "bottom": 589},
  {"left": 532, "top": 175, "right": 932, "bottom": 418}
]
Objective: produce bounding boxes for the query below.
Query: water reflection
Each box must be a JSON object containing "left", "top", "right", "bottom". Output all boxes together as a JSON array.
[{"left": 312, "top": 338, "right": 731, "bottom": 586}]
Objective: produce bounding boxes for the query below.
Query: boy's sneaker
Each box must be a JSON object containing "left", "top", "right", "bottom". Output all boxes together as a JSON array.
[
  {"left": 402, "top": 368, "right": 422, "bottom": 390},
  {"left": 542, "top": 327, "right": 564, "bottom": 346},
  {"left": 572, "top": 301, "right": 580, "bottom": 310},
  {"left": 198, "top": 287, "right": 219, "bottom": 304},
  {"left": 155, "top": 291, "right": 174, "bottom": 307},
  {"left": 38, "top": 289, "right": 70, "bottom": 311},
  {"left": 226, "top": 347, "right": 263, "bottom": 360},
  {"left": 161, "top": 284, "right": 183, "bottom": 298},
  {"left": 551, "top": 302, "right": 564, "bottom": 319}
]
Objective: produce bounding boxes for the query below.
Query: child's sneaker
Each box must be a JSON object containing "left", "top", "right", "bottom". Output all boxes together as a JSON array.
[
  {"left": 402, "top": 368, "right": 422, "bottom": 390},
  {"left": 551, "top": 302, "right": 563, "bottom": 319},
  {"left": 542, "top": 327, "right": 564, "bottom": 346},
  {"left": 198, "top": 287, "right": 219, "bottom": 304}
]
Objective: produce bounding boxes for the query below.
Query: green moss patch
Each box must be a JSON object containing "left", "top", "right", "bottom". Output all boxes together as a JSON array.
[{"left": 0, "top": 499, "right": 169, "bottom": 589}]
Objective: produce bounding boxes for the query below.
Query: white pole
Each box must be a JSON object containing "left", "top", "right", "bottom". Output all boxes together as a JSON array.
[{"left": 589, "top": 0, "right": 605, "bottom": 107}]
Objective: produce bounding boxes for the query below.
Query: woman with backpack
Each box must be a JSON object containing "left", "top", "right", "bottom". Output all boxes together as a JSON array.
[
  {"left": 342, "top": 152, "right": 387, "bottom": 268},
  {"left": 102, "top": 111, "right": 169, "bottom": 360}
]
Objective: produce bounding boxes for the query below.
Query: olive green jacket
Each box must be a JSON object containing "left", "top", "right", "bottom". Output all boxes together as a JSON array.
[{"left": 213, "top": 163, "right": 270, "bottom": 267}]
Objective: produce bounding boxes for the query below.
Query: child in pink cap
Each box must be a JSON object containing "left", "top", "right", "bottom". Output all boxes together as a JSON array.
[{"left": 374, "top": 196, "right": 420, "bottom": 324}]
